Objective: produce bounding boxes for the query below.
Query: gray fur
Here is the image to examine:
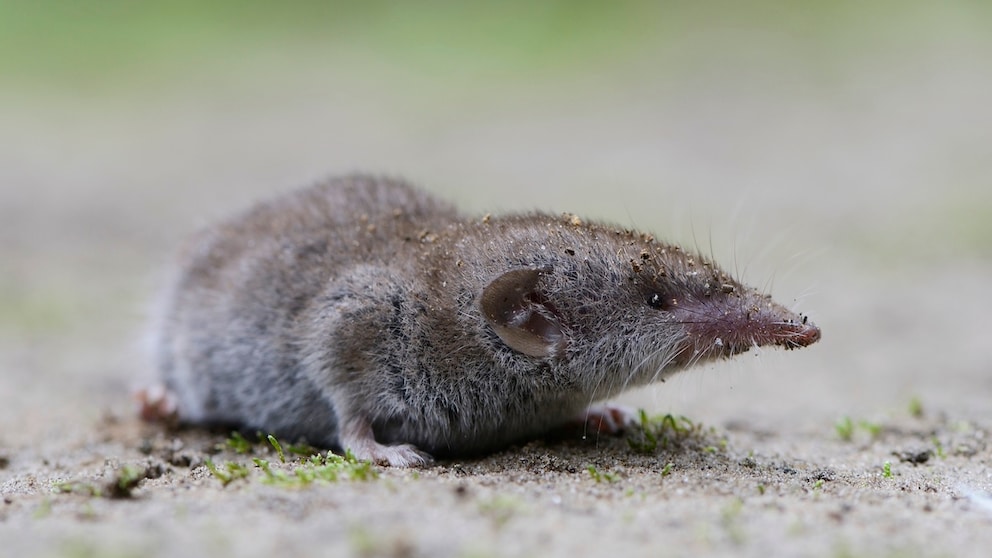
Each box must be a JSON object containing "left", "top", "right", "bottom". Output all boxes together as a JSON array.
[{"left": 154, "top": 175, "right": 820, "bottom": 464}]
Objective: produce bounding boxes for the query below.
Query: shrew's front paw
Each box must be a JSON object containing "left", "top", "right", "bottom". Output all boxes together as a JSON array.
[
  {"left": 351, "top": 443, "right": 433, "bottom": 468},
  {"left": 339, "top": 416, "right": 433, "bottom": 467}
]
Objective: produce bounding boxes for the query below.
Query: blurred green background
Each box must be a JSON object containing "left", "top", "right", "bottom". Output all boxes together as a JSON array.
[
  {"left": 1, "top": 0, "right": 991, "bottom": 425},
  {"left": 6, "top": 1, "right": 973, "bottom": 89}
]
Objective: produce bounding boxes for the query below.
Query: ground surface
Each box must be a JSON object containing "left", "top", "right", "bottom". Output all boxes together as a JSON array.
[{"left": 2, "top": 3, "right": 991, "bottom": 557}]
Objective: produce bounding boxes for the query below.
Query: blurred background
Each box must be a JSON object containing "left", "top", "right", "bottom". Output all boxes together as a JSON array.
[{"left": 2, "top": 1, "right": 990, "bottom": 444}]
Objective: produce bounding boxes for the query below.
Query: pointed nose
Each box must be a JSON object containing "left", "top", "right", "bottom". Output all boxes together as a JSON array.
[
  {"left": 676, "top": 294, "right": 821, "bottom": 358},
  {"left": 777, "top": 315, "right": 821, "bottom": 349}
]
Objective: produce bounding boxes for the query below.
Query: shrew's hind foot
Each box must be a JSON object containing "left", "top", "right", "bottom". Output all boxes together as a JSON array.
[
  {"left": 551, "top": 404, "right": 639, "bottom": 440},
  {"left": 135, "top": 383, "right": 180, "bottom": 427}
]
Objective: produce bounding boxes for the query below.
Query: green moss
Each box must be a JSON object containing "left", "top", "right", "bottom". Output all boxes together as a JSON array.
[
  {"left": 586, "top": 464, "right": 620, "bottom": 484},
  {"left": 908, "top": 397, "right": 925, "bottom": 419},
  {"left": 858, "top": 420, "right": 883, "bottom": 439},
  {"left": 266, "top": 434, "right": 286, "bottom": 463},
  {"left": 224, "top": 431, "right": 254, "bottom": 454},
  {"left": 107, "top": 464, "right": 147, "bottom": 498},
  {"left": 252, "top": 450, "right": 378, "bottom": 486},
  {"left": 208, "top": 433, "right": 377, "bottom": 487},
  {"left": 627, "top": 410, "right": 706, "bottom": 454},
  {"left": 54, "top": 481, "right": 103, "bottom": 498},
  {"left": 835, "top": 417, "right": 855, "bottom": 441},
  {"left": 835, "top": 416, "right": 883, "bottom": 442},
  {"left": 53, "top": 464, "right": 151, "bottom": 499},
  {"left": 932, "top": 437, "right": 947, "bottom": 459},
  {"left": 204, "top": 459, "right": 251, "bottom": 487}
]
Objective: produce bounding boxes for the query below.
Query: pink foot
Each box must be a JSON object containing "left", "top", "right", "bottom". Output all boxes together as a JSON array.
[
  {"left": 576, "top": 404, "right": 638, "bottom": 435},
  {"left": 134, "top": 383, "right": 179, "bottom": 425},
  {"left": 548, "top": 404, "right": 639, "bottom": 440}
]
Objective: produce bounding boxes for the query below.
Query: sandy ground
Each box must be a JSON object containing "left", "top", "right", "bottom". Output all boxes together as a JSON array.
[{"left": 2, "top": 13, "right": 992, "bottom": 557}]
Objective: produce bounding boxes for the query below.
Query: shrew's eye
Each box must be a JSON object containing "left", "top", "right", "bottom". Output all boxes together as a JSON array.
[{"left": 647, "top": 293, "right": 668, "bottom": 310}]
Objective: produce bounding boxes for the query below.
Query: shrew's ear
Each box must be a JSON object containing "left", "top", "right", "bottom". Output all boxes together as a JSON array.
[{"left": 480, "top": 267, "right": 566, "bottom": 358}]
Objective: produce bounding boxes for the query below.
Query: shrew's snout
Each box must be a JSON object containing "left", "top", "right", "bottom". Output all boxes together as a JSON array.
[
  {"left": 777, "top": 314, "right": 821, "bottom": 349},
  {"left": 675, "top": 294, "right": 821, "bottom": 360}
]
